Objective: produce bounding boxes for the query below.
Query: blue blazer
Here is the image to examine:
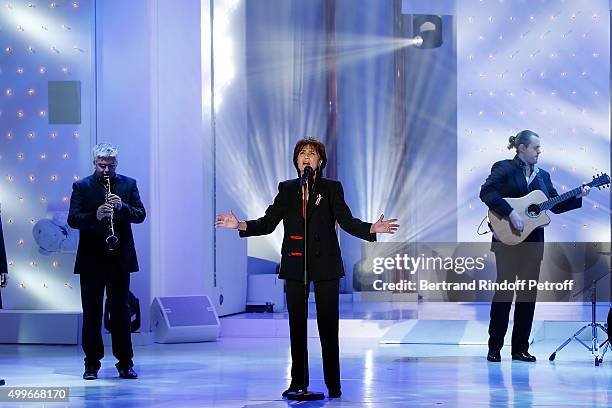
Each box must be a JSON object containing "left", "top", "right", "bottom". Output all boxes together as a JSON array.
[
  {"left": 68, "top": 173, "right": 146, "bottom": 274},
  {"left": 240, "top": 178, "right": 375, "bottom": 282}
]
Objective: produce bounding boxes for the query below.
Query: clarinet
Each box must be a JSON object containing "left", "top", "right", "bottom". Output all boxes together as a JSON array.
[{"left": 103, "top": 175, "right": 119, "bottom": 251}]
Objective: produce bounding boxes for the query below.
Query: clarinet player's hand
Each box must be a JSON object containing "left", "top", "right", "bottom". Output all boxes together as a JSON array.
[
  {"left": 216, "top": 210, "right": 239, "bottom": 229},
  {"left": 107, "top": 194, "right": 122, "bottom": 209},
  {"left": 96, "top": 203, "right": 114, "bottom": 221}
]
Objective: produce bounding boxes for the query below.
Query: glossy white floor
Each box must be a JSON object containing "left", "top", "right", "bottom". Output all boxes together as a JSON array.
[{"left": 0, "top": 336, "right": 611, "bottom": 407}]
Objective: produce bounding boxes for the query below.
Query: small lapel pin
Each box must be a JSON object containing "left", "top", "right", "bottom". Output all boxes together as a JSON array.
[{"left": 315, "top": 194, "right": 322, "bottom": 206}]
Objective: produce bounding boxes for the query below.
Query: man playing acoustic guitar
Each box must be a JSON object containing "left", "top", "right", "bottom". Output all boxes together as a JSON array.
[{"left": 480, "top": 129, "right": 590, "bottom": 362}]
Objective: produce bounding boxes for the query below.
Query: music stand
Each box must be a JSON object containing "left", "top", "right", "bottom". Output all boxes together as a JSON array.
[
  {"left": 549, "top": 264, "right": 610, "bottom": 366},
  {"left": 286, "top": 176, "right": 324, "bottom": 401}
]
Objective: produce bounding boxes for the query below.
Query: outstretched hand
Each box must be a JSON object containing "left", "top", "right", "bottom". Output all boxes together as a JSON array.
[
  {"left": 370, "top": 214, "right": 399, "bottom": 234},
  {"left": 215, "top": 210, "right": 239, "bottom": 229}
]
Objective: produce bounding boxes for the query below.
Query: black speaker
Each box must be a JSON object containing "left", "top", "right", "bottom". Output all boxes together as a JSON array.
[
  {"left": 413, "top": 15, "right": 443, "bottom": 49},
  {"left": 104, "top": 291, "right": 141, "bottom": 333}
]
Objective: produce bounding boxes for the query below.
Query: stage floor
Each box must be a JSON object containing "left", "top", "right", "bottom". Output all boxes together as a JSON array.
[{"left": 0, "top": 337, "right": 610, "bottom": 407}]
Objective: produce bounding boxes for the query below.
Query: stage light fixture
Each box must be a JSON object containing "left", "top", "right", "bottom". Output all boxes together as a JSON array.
[{"left": 413, "top": 15, "right": 442, "bottom": 49}]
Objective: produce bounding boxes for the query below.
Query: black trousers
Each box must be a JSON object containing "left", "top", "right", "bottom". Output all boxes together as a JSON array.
[
  {"left": 79, "top": 263, "right": 133, "bottom": 369},
  {"left": 285, "top": 278, "right": 340, "bottom": 391},
  {"left": 608, "top": 308, "right": 612, "bottom": 345},
  {"left": 489, "top": 245, "right": 542, "bottom": 354}
]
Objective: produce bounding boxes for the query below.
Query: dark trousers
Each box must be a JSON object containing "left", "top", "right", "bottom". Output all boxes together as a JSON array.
[
  {"left": 285, "top": 278, "right": 340, "bottom": 391},
  {"left": 489, "top": 245, "right": 541, "bottom": 354},
  {"left": 608, "top": 308, "right": 612, "bottom": 345},
  {"left": 80, "top": 265, "right": 133, "bottom": 369}
]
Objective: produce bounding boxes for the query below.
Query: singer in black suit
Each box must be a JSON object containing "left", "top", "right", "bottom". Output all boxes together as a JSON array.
[
  {"left": 480, "top": 130, "right": 588, "bottom": 362},
  {"left": 68, "top": 143, "right": 146, "bottom": 380},
  {"left": 216, "top": 137, "right": 398, "bottom": 399}
]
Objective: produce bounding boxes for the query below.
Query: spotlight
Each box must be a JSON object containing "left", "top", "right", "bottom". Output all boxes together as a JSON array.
[{"left": 412, "top": 15, "right": 443, "bottom": 49}]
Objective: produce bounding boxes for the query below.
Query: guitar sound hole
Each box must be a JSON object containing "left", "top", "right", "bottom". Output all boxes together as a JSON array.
[{"left": 526, "top": 204, "right": 541, "bottom": 217}]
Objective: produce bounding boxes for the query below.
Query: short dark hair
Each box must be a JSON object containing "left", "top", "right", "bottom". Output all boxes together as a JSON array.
[
  {"left": 508, "top": 130, "right": 539, "bottom": 150},
  {"left": 292, "top": 137, "right": 327, "bottom": 176}
]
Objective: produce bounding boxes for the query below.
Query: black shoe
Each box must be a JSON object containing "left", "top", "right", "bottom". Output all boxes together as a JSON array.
[
  {"left": 116, "top": 365, "right": 138, "bottom": 379},
  {"left": 487, "top": 350, "right": 501, "bottom": 362},
  {"left": 328, "top": 388, "right": 342, "bottom": 398},
  {"left": 282, "top": 384, "right": 303, "bottom": 398},
  {"left": 83, "top": 367, "right": 98, "bottom": 380},
  {"left": 512, "top": 351, "right": 536, "bottom": 362}
]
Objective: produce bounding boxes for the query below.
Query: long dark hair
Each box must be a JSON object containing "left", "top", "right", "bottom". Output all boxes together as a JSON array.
[{"left": 292, "top": 137, "right": 327, "bottom": 177}]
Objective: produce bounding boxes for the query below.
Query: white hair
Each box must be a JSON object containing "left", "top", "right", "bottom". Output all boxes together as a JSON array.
[{"left": 92, "top": 143, "right": 118, "bottom": 159}]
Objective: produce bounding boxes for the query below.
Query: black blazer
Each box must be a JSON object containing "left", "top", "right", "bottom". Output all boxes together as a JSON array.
[
  {"left": 0, "top": 212, "right": 6, "bottom": 308},
  {"left": 240, "top": 178, "right": 375, "bottom": 281},
  {"left": 0, "top": 213, "right": 7, "bottom": 276},
  {"left": 480, "top": 156, "right": 582, "bottom": 244},
  {"left": 68, "top": 173, "right": 146, "bottom": 274}
]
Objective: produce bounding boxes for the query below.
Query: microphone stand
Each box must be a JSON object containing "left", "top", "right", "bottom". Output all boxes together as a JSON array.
[{"left": 287, "top": 176, "right": 324, "bottom": 401}]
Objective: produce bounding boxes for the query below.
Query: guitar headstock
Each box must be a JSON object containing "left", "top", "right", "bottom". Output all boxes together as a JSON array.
[{"left": 588, "top": 173, "right": 611, "bottom": 190}]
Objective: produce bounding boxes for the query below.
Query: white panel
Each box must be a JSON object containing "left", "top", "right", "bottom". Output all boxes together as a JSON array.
[
  {"left": 0, "top": 310, "right": 81, "bottom": 344},
  {"left": 151, "top": 0, "right": 214, "bottom": 305},
  {"left": 95, "top": 0, "right": 152, "bottom": 329},
  {"left": 211, "top": 0, "right": 248, "bottom": 316}
]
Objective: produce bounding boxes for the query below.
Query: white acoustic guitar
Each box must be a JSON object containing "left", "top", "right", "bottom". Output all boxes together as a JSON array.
[{"left": 488, "top": 173, "right": 610, "bottom": 245}]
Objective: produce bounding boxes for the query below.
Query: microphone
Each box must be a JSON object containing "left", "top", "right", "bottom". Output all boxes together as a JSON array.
[{"left": 300, "top": 166, "right": 314, "bottom": 187}]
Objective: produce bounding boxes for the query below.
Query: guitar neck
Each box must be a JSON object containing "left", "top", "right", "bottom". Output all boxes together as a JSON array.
[{"left": 539, "top": 186, "right": 582, "bottom": 211}]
